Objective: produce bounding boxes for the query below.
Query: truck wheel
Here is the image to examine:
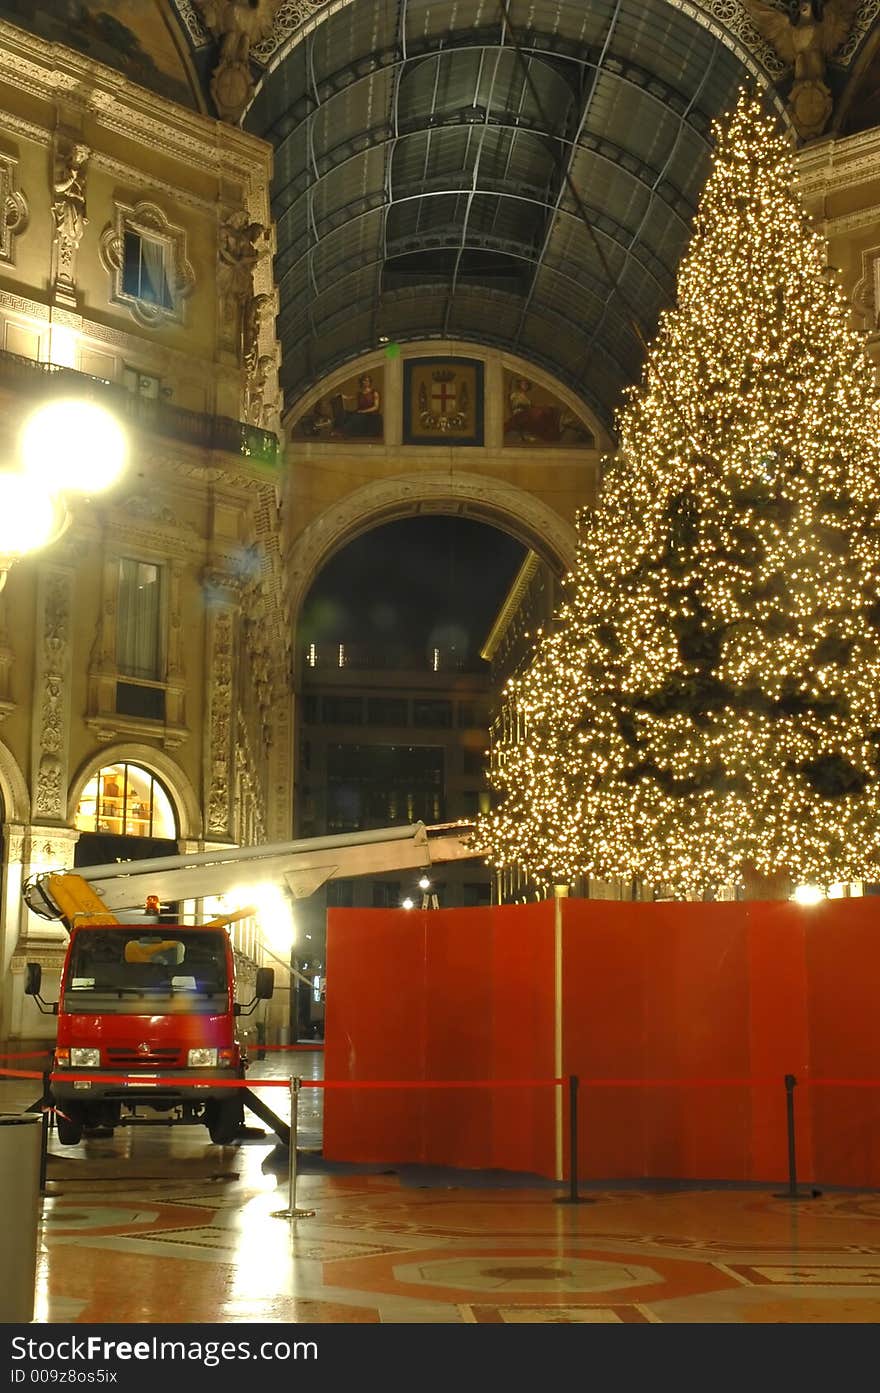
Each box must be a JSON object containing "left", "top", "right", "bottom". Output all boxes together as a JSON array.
[
  {"left": 55, "top": 1109, "right": 83, "bottom": 1146},
  {"left": 206, "top": 1098, "right": 243, "bottom": 1145}
]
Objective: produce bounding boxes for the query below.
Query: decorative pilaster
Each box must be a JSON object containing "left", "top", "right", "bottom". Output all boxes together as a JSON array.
[
  {"left": 0, "top": 582, "right": 16, "bottom": 719},
  {"left": 5, "top": 825, "right": 79, "bottom": 1041},
  {"left": 166, "top": 560, "right": 187, "bottom": 730},
  {"left": 204, "top": 586, "right": 237, "bottom": 841},
  {"left": 268, "top": 676, "right": 293, "bottom": 842},
  {"left": 31, "top": 566, "right": 74, "bottom": 824}
]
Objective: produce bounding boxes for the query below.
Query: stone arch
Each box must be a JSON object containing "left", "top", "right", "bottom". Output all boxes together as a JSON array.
[
  {"left": 67, "top": 744, "right": 203, "bottom": 844},
  {"left": 286, "top": 470, "right": 578, "bottom": 632},
  {"left": 0, "top": 739, "right": 31, "bottom": 826}
]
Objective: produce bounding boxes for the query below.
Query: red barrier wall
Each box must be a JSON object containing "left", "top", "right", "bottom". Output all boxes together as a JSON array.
[
  {"left": 323, "top": 902, "right": 556, "bottom": 1173},
  {"left": 323, "top": 895, "right": 880, "bottom": 1185}
]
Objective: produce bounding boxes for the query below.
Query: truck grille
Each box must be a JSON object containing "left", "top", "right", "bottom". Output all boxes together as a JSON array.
[{"left": 105, "top": 1047, "right": 183, "bottom": 1069}]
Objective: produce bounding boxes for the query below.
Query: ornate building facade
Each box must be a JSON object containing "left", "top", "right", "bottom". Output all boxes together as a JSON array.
[{"left": 0, "top": 19, "right": 291, "bottom": 1041}]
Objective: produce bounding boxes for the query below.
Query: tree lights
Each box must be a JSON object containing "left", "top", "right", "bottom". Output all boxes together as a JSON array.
[{"left": 478, "top": 92, "right": 880, "bottom": 899}]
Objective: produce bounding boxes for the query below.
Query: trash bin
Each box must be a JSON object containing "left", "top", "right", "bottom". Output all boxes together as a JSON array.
[{"left": 0, "top": 1113, "right": 42, "bottom": 1322}]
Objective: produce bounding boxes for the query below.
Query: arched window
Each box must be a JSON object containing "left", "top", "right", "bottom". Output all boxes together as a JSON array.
[{"left": 74, "top": 762, "right": 176, "bottom": 840}]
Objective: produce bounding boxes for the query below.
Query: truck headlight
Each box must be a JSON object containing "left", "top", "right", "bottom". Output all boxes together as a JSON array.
[
  {"left": 187, "top": 1048, "right": 218, "bottom": 1068},
  {"left": 70, "top": 1047, "right": 100, "bottom": 1068}
]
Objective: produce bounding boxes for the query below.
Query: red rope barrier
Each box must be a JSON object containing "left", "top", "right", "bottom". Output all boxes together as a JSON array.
[
  {"left": 5, "top": 1068, "right": 877, "bottom": 1091},
  {"left": 803, "top": 1078, "right": 880, "bottom": 1088},
  {"left": 0, "top": 1049, "right": 53, "bottom": 1060},
  {"left": 302, "top": 1078, "right": 565, "bottom": 1089}
]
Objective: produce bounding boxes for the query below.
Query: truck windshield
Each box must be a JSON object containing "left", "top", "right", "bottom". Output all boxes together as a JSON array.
[{"left": 62, "top": 928, "right": 229, "bottom": 1016}]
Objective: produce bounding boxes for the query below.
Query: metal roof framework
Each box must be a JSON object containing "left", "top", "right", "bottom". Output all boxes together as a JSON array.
[{"left": 245, "top": 0, "right": 785, "bottom": 428}]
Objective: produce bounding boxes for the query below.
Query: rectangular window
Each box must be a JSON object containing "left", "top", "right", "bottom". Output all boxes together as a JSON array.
[
  {"left": 371, "top": 881, "right": 400, "bottom": 909},
  {"left": 115, "top": 681, "right": 165, "bottom": 721},
  {"left": 462, "top": 748, "right": 486, "bottom": 775},
  {"left": 116, "top": 559, "right": 162, "bottom": 682},
  {"left": 327, "top": 879, "right": 354, "bottom": 908},
  {"left": 122, "top": 232, "right": 173, "bottom": 309},
  {"left": 413, "top": 699, "right": 452, "bottom": 728},
  {"left": 302, "top": 694, "right": 319, "bottom": 724},
  {"left": 322, "top": 696, "right": 363, "bottom": 725},
  {"left": 366, "top": 697, "right": 409, "bottom": 726},
  {"left": 463, "top": 881, "right": 491, "bottom": 907}
]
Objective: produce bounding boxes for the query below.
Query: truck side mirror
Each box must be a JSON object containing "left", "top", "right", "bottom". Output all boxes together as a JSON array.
[
  {"left": 24, "top": 961, "right": 56, "bottom": 1014},
  {"left": 255, "top": 967, "right": 274, "bottom": 1001}
]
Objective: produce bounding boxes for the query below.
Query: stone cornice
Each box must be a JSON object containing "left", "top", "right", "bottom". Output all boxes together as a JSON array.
[
  {"left": 0, "top": 19, "right": 272, "bottom": 191},
  {"left": 797, "top": 127, "right": 880, "bottom": 197}
]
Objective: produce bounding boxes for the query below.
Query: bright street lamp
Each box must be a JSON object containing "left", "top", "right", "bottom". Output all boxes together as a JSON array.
[
  {"left": 20, "top": 397, "right": 128, "bottom": 495},
  {"left": 0, "top": 396, "right": 128, "bottom": 589}
]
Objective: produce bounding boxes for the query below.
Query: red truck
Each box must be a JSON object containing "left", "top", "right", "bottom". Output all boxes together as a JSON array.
[
  {"left": 24, "top": 922, "right": 272, "bottom": 1144},
  {"left": 22, "top": 821, "right": 476, "bottom": 1145}
]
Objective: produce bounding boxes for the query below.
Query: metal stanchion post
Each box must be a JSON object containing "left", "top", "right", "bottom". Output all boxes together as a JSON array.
[
  {"left": 39, "top": 1071, "right": 50, "bottom": 1196},
  {"left": 272, "top": 1076, "right": 315, "bottom": 1220},
  {"left": 554, "top": 1075, "right": 594, "bottom": 1205},
  {"left": 773, "top": 1074, "right": 820, "bottom": 1200}
]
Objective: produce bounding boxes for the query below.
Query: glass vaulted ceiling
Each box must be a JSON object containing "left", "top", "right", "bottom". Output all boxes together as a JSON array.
[{"left": 246, "top": 0, "right": 762, "bottom": 429}]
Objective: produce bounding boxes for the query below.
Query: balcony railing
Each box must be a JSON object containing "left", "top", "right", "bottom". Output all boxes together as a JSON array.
[{"left": 0, "top": 349, "right": 280, "bottom": 466}]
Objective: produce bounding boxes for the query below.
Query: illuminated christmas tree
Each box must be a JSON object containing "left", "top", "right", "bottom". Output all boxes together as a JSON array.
[{"left": 480, "top": 91, "right": 880, "bottom": 897}]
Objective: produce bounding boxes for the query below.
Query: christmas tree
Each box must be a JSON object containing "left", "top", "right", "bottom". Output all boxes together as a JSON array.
[{"left": 480, "top": 91, "right": 880, "bottom": 898}]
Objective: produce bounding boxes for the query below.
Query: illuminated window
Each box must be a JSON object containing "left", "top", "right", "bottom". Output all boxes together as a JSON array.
[
  {"left": 122, "top": 232, "right": 172, "bottom": 310},
  {"left": 117, "top": 559, "right": 162, "bottom": 681},
  {"left": 74, "top": 762, "right": 176, "bottom": 840}
]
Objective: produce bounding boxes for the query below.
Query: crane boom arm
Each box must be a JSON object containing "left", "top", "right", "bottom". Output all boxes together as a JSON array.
[{"left": 23, "top": 821, "right": 479, "bottom": 925}]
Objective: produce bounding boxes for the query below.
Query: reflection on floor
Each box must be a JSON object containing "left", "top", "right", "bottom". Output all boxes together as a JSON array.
[{"left": 5, "top": 1056, "right": 880, "bottom": 1323}]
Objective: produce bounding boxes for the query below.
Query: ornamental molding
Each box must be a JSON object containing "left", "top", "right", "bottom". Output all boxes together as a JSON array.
[
  {"left": 121, "top": 493, "right": 202, "bottom": 538},
  {"left": 238, "top": 0, "right": 797, "bottom": 113},
  {"left": 0, "top": 23, "right": 270, "bottom": 183},
  {"left": 0, "top": 151, "right": 28, "bottom": 266},
  {"left": 67, "top": 742, "right": 202, "bottom": 838},
  {"left": 853, "top": 245, "right": 880, "bottom": 331},
  {"left": 206, "top": 606, "right": 235, "bottom": 837},
  {"left": 0, "top": 288, "right": 50, "bottom": 321},
  {"left": 99, "top": 199, "right": 196, "bottom": 330},
  {"left": 84, "top": 712, "right": 189, "bottom": 750},
  {"left": 97, "top": 513, "right": 206, "bottom": 564},
  {"left": 666, "top": 0, "right": 785, "bottom": 78},
  {"left": 88, "top": 151, "right": 219, "bottom": 217},
  {"left": 798, "top": 130, "right": 880, "bottom": 195},
  {"left": 285, "top": 472, "right": 578, "bottom": 630},
  {"left": 31, "top": 569, "right": 73, "bottom": 824},
  {"left": 814, "top": 205, "right": 880, "bottom": 236},
  {"left": 836, "top": 0, "right": 880, "bottom": 64},
  {"left": 174, "top": 0, "right": 212, "bottom": 48},
  {"left": 0, "top": 746, "right": 30, "bottom": 826}
]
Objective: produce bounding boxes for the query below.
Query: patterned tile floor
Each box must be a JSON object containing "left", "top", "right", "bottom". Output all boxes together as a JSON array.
[{"left": 5, "top": 1056, "right": 880, "bottom": 1324}]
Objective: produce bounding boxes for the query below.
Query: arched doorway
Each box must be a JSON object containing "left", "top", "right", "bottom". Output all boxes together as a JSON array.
[
  {"left": 73, "top": 760, "right": 179, "bottom": 868},
  {"left": 292, "top": 510, "right": 539, "bottom": 1036}
]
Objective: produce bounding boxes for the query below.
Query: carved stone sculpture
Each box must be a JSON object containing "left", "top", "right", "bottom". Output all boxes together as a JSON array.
[
  {"left": 743, "top": 0, "right": 861, "bottom": 139},
  {"left": 51, "top": 138, "right": 88, "bottom": 297},
  {"left": 218, "top": 209, "right": 269, "bottom": 342},
  {"left": 242, "top": 290, "right": 273, "bottom": 373},
  {"left": 196, "top": 0, "right": 281, "bottom": 123},
  {"left": 243, "top": 352, "right": 278, "bottom": 427}
]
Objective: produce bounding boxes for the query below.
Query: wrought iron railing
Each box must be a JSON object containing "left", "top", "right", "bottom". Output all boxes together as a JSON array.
[{"left": 0, "top": 349, "right": 280, "bottom": 466}]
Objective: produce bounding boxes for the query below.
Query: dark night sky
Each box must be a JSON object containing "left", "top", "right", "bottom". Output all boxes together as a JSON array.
[{"left": 300, "top": 516, "right": 527, "bottom": 668}]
